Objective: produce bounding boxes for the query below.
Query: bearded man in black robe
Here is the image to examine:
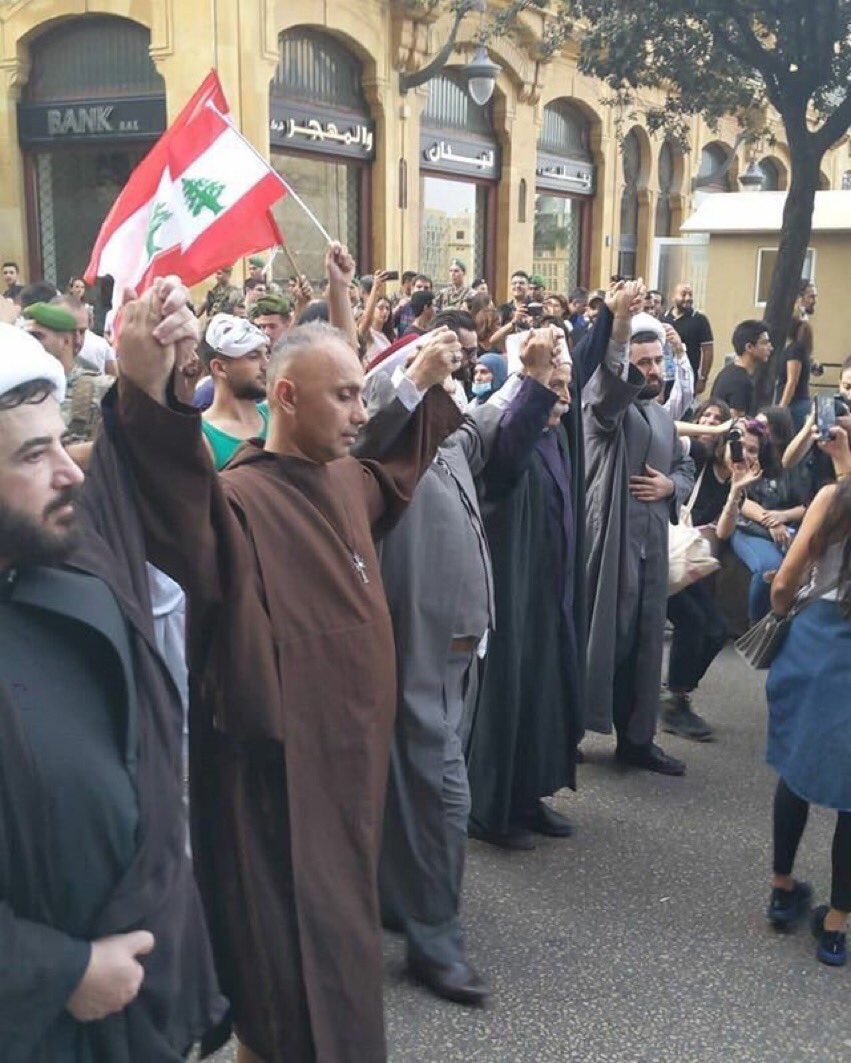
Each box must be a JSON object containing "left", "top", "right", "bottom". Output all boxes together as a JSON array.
[{"left": 0, "top": 317, "right": 224, "bottom": 1062}]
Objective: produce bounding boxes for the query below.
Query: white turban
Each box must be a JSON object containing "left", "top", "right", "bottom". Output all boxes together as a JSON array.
[
  {"left": 630, "top": 312, "right": 667, "bottom": 346},
  {"left": 205, "top": 314, "right": 267, "bottom": 358},
  {"left": 0, "top": 323, "right": 67, "bottom": 403}
]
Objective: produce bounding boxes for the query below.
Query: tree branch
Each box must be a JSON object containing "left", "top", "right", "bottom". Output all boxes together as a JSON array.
[{"left": 812, "top": 89, "right": 851, "bottom": 154}]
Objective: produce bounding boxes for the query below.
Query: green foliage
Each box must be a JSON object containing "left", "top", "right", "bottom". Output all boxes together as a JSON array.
[{"left": 552, "top": 0, "right": 851, "bottom": 153}]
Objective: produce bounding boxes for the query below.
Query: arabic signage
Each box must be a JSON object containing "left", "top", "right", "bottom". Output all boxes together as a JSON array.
[
  {"left": 420, "top": 132, "right": 500, "bottom": 180},
  {"left": 18, "top": 96, "right": 166, "bottom": 147},
  {"left": 269, "top": 101, "right": 375, "bottom": 161},
  {"left": 535, "top": 151, "right": 595, "bottom": 196}
]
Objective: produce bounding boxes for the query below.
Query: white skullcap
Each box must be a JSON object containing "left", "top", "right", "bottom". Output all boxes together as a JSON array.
[
  {"left": 630, "top": 312, "right": 667, "bottom": 346},
  {"left": 205, "top": 314, "right": 267, "bottom": 358},
  {"left": 0, "top": 323, "right": 67, "bottom": 403}
]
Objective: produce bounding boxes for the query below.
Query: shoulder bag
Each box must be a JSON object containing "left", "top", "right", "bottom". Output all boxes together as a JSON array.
[{"left": 668, "top": 466, "right": 721, "bottom": 596}]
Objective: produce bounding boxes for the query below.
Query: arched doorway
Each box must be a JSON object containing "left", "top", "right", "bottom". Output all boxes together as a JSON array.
[
  {"left": 18, "top": 15, "right": 166, "bottom": 293},
  {"left": 756, "top": 158, "right": 782, "bottom": 191},
  {"left": 418, "top": 70, "right": 500, "bottom": 286},
  {"left": 533, "top": 99, "right": 595, "bottom": 294},
  {"left": 269, "top": 29, "right": 375, "bottom": 282}
]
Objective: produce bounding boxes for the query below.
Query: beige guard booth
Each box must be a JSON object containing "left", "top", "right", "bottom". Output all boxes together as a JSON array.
[{"left": 681, "top": 190, "right": 851, "bottom": 389}]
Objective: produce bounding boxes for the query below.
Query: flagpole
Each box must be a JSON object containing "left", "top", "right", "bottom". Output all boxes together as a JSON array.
[
  {"left": 207, "top": 99, "right": 335, "bottom": 246},
  {"left": 280, "top": 242, "right": 303, "bottom": 279},
  {"left": 276, "top": 176, "right": 335, "bottom": 246}
]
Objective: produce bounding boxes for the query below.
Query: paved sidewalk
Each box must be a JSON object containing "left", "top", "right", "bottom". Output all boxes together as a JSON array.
[{"left": 213, "top": 648, "right": 849, "bottom": 1062}]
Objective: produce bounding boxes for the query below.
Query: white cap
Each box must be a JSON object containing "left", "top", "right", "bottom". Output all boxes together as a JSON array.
[
  {"left": 0, "top": 323, "right": 66, "bottom": 403},
  {"left": 205, "top": 314, "right": 267, "bottom": 358},
  {"left": 629, "top": 312, "right": 667, "bottom": 346}
]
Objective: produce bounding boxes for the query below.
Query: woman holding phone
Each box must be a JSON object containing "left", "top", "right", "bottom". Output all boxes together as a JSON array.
[
  {"left": 764, "top": 426, "right": 851, "bottom": 966},
  {"left": 662, "top": 416, "right": 766, "bottom": 740}
]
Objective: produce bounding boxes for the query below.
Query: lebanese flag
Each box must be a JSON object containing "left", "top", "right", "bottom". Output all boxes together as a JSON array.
[{"left": 85, "top": 71, "right": 285, "bottom": 297}]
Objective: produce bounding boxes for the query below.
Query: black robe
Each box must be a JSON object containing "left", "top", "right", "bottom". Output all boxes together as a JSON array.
[
  {"left": 0, "top": 403, "right": 225, "bottom": 1062},
  {"left": 463, "top": 320, "right": 610, "bottom": 835}
]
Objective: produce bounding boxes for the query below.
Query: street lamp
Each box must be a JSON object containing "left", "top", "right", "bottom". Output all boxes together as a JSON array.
[{"left": 399, "top": 0, "right": 501, "bottom": 105}]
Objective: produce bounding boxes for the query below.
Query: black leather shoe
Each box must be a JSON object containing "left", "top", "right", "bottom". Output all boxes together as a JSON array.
[
  {"left": 520, "top": 800, "right": 574, "bottom": 837},
  {"left": 408, "top": 955, "right": 490, "bottom": 1006},
  {"left": 468, "top": 820, "right": 536, "bottom": 850},
  {"left": 615, "top": 741, "right": 686, "bottom": 776}
]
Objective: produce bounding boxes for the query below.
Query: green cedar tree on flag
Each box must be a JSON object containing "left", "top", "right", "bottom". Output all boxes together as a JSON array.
[{"left": 84, "top": 72, "right": 285, "bottom": 297}]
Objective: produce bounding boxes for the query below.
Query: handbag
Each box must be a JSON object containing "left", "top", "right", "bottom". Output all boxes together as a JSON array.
[
  {"left": 668, "top": 466, "right": 721, "bottom": 596},
  {"left": 735, "top": 575, "right": 840, "bottom": 669}
]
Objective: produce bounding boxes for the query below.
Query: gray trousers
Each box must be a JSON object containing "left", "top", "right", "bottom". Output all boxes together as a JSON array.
[{"left": 379, "top": 648, "right": 474, "bottom": 967}]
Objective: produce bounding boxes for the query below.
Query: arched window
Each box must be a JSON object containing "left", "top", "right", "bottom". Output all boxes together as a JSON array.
[
  {"left": 26, "top": 16, "right": 164, "bottom": 101},
  {"left": 757, "top": 158, "right": 781, "bottom": 191},
  {"left": 419, "top": 69, "right": 499, "bottom": 285},
  {"left": 20, "top": 16, "right": 166, "bottom": 293},
  {"left": 697, "top": 143, "right": 731, "bottom": 192},
  {"left": 618, "top": 129, "right": 641, "bottom": 278},
  {"left": 655, "top": 140, "right": 675, "bottom": 236},
  {"left": 534, "top": 99, "right": 595, "bottom": 293},
  {"left": 270, "top": 30, "right": 375, "bottom": 282}
]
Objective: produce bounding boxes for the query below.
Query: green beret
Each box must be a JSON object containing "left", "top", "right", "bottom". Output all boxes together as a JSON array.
[
  {"left": 24, "top": 302, "right": 77, "bottom": 332},
  {"left": 450, "top": 258, "right": 467, "bottom": 273},
  {"left": 248, "top": 255, "right": 265, "bottom": 268},
  {"left": 530, "top": 274, "right": 546, "bottom": 287},
  {"left": 250, "top": 293, "right": 292, "bottom": 318}
]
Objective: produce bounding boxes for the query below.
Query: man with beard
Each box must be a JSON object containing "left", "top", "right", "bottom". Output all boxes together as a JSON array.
[
  {"left": 200, "top": 315, "right": 271, "bottom": 470},
  {"left": 466, "top": 328, "right": 587, "bottom": 849},
  {"left": 663, "top": 282, "right": 714, "bottom": 396},
  {"left": 584, "top": 282, "right": 695, "bottom": 775},
  {"left": 111, "top": 247, "right": 464, "bottom": 1063},
  {"left": 0, "top": 323, "right": 224, "bottom": 1060}
]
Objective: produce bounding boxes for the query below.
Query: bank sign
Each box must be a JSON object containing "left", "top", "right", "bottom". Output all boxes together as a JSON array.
[{"left": 18, "top": 97, "right": 166, "bottom": 147}]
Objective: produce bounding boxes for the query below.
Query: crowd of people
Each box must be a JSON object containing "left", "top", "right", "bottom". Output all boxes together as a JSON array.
[{"left": 0, "top": 245, "right": 849, "bottom": 1063}]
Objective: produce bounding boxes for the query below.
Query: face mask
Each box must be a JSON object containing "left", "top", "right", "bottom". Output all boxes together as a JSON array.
[{"left": 472, "top": 381, "right": 492, "bottom": 397}]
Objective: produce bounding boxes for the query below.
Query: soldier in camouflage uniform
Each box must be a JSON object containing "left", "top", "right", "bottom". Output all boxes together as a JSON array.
[
  {"left": 23, "top": 302, "right": 113, "bottom": 444},
  {"left": 200, "top": 265, "right": 241, "bottom": 319}
]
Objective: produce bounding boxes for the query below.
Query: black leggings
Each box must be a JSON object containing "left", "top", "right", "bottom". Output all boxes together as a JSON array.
[{"left": 773, "top": 778, "right": 851, "bottom": 912}]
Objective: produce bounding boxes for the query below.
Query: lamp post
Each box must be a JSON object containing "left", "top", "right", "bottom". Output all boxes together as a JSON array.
[{"left": 399, "top": 0, "right": 501, "bottom": 105}]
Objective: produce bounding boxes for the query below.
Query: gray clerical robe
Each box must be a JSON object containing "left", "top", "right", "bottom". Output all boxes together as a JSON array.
[
  {"left": 583, "top": 347, "right": 695, "bottom": 743},
  {"left": 354, "top": 372, "right": 500, "bottom": 966}
]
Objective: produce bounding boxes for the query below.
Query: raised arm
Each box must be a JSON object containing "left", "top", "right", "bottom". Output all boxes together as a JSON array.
[
  {"left": 325, "top": 242, "right": 359, "bottom": 352},
  {"left": 582, "top": 280, "right": 645, "bottom": 433},
  {"left": 357, "top": 327, "right": 464, "bottom": 533},
  {"left": 782, "top": 404, "right": 817, "bottom": 468},
  {"left": 109, "top": 280, "right": 229, "bottom": 606}
]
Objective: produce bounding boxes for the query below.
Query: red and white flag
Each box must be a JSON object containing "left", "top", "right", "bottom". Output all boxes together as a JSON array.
[{"left": 85, "top": 72, "right": 285, "bottom": 297}]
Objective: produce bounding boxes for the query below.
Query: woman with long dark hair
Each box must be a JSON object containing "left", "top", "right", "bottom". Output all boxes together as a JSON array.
[{"left": 764, "top": 426, "right": 851, "bottom": 967}]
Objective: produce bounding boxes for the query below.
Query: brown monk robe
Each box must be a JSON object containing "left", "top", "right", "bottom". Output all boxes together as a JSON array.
[{"left": 111, "top": 286, "right": 463, "bottom": 1063}]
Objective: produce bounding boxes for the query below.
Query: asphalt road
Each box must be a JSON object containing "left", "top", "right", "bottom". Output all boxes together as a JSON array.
[{"left": 211, "top": 646, "right": 849, "bottom": 1062}]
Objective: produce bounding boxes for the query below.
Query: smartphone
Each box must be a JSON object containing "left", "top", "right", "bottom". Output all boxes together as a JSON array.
[
  {"left": 816, "top": 394, "right": 837, "bottom": 441},
  {"left": 728, "top": 428, "right": 744, "bottom": 463},
  {"left": 383, "top": 270, "right": 400, "bottom": 282},
  {"left": 527, "top": 302, "right": 544, "bottom": 320}
]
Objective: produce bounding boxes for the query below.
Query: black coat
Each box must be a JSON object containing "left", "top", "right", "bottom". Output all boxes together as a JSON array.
[{"left": 0, "top": 404, "right": 225, "bottom": 1062}]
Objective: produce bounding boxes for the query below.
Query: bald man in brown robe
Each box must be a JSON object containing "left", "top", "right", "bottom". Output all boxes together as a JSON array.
[{"left": 111, "top": 276, "right": 463, "bottom": 1063}]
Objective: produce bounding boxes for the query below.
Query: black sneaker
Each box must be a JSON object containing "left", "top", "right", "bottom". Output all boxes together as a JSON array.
[
  {"left": 811, "top": 904, "right": 848, "bottom": 967},
  {"left": 660, "top": 692, "right": 714, "bottom": 742},
  {"left": 767, "top": 880, "right": 812, "bottom": 929}
]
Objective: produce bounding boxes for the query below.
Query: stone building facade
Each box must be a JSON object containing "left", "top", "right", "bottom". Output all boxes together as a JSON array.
[{"left": 1, "top": 0, "right": 848, "bottom": 304}]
